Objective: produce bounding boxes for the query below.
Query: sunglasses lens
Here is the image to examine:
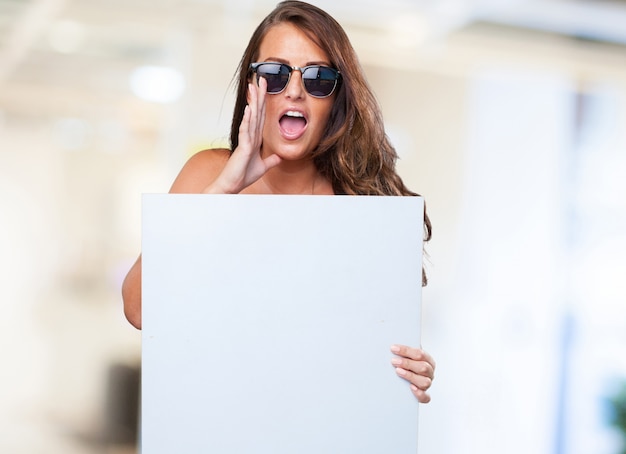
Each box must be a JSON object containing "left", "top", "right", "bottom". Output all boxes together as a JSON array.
[
  {"left": 302, "top": 66, "right": 339, "bottom": 98},
  {"left": 255, "top": 63, "right": 290, "bottom": 93}
]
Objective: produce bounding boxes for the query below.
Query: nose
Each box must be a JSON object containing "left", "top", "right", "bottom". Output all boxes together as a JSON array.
[{"left": 284, "top": 67, "right": 305, "bottom": 99}]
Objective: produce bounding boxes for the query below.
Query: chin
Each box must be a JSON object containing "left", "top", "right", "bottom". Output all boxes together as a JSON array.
[
  {"left": 277, "top": 150, "right": 313, "bottom": 162},
  {"left": 267, "top": 140, "right": 314, "bottom": 162}
]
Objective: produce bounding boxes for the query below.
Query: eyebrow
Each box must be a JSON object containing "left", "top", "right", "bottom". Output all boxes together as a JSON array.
[{"left": 263, "top": 57, "right": 332, "bottom": 67}]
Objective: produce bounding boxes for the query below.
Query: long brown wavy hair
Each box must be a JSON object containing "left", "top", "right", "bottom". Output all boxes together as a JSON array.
[{"left": 230, "top": 0, "right": 432, "bottom": 285}]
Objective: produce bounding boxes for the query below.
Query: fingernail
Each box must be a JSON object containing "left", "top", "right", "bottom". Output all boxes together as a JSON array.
[
  {"left": 390, "top": 345, "right": 400, "bottom": 353},
  {"left": 410, "top": 384, "right": 418, "bottom": 392},
  {"left": 395, "top": 367, "right": 407, "bottom": 377},
  {"left": 391, "top": 357, "right": 402, "bottom": 366}
]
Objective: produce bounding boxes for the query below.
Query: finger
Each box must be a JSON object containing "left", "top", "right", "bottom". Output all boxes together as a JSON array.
[
  {"left": 394, "top": 366, "right": 433, "bottom": 391},
  {"left": 391, "top": 344, "right": 436, "bottom": 374},
  {"left": 247, "top": 83, "right": 258, "bottom": 143},
  {"left": 237, "top": 104, "right": 251, "bottom": 148},
  {"left": 248, "top": 80, "right": 266, "bottom": 150},
  {"left": 256, "top": 77, "right": 267, "bottom": 145},
  {"left": 391, "top": 356, "right": 435, "bottom": 380},
  {"left": 410, "top": 384, "right": 431, "bottom": 404}
]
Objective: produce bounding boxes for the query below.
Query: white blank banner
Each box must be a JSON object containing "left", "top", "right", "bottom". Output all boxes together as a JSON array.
[{"left": 142, "top": 194, "right": 423, "bottom": 453}]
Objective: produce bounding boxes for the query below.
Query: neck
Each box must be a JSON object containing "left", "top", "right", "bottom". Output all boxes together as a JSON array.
[{"left": 261, "top": 160, "right": 320, "bottom": 195}]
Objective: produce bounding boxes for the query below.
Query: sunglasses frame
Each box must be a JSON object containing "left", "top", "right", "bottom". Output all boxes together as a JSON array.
[{"left": 250, "top": 62, "right": 341, "bottom": 99}]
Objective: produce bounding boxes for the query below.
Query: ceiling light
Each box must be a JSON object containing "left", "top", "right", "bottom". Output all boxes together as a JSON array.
[{"left": 129, "top": 65, "right": 186, "bottom": 104}]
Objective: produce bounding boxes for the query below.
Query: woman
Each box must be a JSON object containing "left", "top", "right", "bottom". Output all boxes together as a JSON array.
[{"left": 123, "top": 0, "right": 435, "bottom": 403}]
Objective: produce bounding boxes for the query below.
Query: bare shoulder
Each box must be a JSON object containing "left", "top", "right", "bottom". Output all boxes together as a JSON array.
[{"left": 169, "top": 148, "right": 231, "bottom": 194}]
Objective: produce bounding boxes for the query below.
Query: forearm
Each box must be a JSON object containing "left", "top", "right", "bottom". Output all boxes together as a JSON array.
[{"left": 122, "top": 255, "right": 142, "bottom": 329}]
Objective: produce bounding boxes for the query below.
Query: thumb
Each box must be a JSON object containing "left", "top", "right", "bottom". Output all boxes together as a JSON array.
[{"left": 263, "top": 154, "right": 282, "bottom": 170}]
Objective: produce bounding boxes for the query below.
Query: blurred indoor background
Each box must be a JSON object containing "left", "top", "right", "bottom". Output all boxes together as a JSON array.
[{"left": 1, "top": 0, "right": 626, "bottom": 453}]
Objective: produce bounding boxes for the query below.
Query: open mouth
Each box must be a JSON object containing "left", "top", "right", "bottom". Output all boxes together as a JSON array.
[{"left": 279, "top": 111, "right": 308, "bottom": 139}]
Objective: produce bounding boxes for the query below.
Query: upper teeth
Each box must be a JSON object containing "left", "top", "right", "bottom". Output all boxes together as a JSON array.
[{"left": 285, "top": 111, "right": 304, "bottom": 118}]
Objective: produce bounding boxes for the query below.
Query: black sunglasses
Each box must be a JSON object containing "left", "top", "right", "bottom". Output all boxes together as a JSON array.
[{"left": 250, "top": 62, "right": 341, "bottom": 98}]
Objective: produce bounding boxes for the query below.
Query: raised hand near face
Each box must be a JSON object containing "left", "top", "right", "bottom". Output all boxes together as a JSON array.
[
  {"left": 391, "top": 345, "right": 436, "bottom": 403},
  {"left": 203, "top": 77, "right": 282, "bottom": 195}
]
